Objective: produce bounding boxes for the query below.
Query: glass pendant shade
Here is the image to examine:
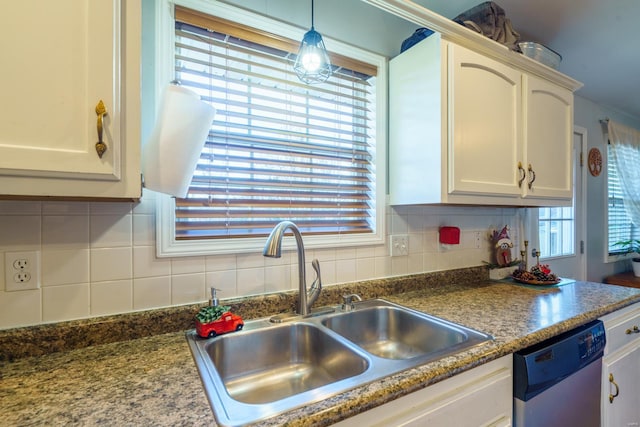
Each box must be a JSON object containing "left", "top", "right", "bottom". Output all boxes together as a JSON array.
[{"left": 294, "top": 2, "right": 332, "bottom": 84}]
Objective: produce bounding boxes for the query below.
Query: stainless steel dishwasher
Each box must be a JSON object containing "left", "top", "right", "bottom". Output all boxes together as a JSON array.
[{"left": 513, "top": 319, "right": 606, "bottom": 427}]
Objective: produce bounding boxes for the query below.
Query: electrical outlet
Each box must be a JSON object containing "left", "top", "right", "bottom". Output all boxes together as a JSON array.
[
  {"left": 474, "top": 232, "right": 482, "bottom": 249},
  {"left": 5, "top": 251, "right": 40, "bottom": 291},
  {"left": 390, "top": 235, "right": 409, "bottom": 257}
]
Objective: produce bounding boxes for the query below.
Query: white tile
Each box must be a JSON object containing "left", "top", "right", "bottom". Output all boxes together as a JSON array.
[
  {"left": 132, "top": 191, "right": 157, "bottom": 215},
  {"left": 309, "top": 248, "right": 335, "bottom": 262},
  {"left": 206, "top": 254, "right": 237, "bottom": 272},
  {"left": 206, "top": 270, "right": 237, "bottom": 299},
  {"left": 42, "top": 215, "right": 88, "bottom": 250},
  {"left": 336, "top": 247, "right": 357, "bottom": 260},
  {"left": 374, "top": 256, "right": 392, "bottom": 278},
  {"left": 133, "top": 246, "right": 171, "bottom": 278},
  {"left": 42, "top": 201, "right": 88, "bottom": 215},
  {"left": 236, "top": 253, "right": 265, "bottom": 269},
  {"left": 41, "top": 249, "right": 90, "bottom": 287},
  {"left": 335, "top": 259, "right": 356, "bottom": 284},
  {"left": 171, "top": 256, "right": 205, "bottom": 275},
  {"left": 409, "top": 233, "right": 424, "bottom": 254},
  {"left": 391, "top": 212, "right": 409, "bottom": 234},
  {"left": 91, "top": 214, "right": 132, "bottom": 248},
  {"left": 133, "top": 276, "right": 171, "bottom": 310},
  {"left": 317, "top": 260, "right": 336, "bottom": 286},
  {"left": 0, "top": 289, "right": 41, "bottom": 328},
  {"left": 391, "top": 257, "right": 408, "bottom": 276},
  {"left": 90, "top": 202, "right": 132, "bottom": 215},
  {"left": 42, "top": 283, "right": 90, "bottom": 322},
  {"left": 356, "top": 257, "right": 376, "bottom": 281},
  {"left": 237, "top": 268, "right": 265, "bottom": 296},
  {"left": 408, "top": 253, "right": 424, "bottom": 274},
  {"left": 0, "top": 216, "right": 40, "bottom": 251},
  {"left": 90, "top": 247, "right": 132, "bottom": 282},
  {"left": 172, "top": 273, "right": 206, "bottom": 305},
  {"left": 0, "top": 201, "right": 41, "bottom": 215},
  {"left": 355, "top": 246, "right": 376, "bottom": 259},
  {"left": 90, "top": 280, "right": 132, "bottom": 316},
  {"left": 133, "top": 214, "right": 154, "bottom": 246},
  {"left": 264, "top": 264, "right": 291, "bottom": 293},
  {"left": 422, "top": 253, "right": 439, "bottom": 272}
]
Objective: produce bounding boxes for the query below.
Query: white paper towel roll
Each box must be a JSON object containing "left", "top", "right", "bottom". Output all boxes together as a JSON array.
[{"left": 142, "top": 84, "right": 216, "bottom": 198}]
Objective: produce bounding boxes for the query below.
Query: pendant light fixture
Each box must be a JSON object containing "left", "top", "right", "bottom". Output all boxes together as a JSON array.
[{"left": 294, "top": 0, "right": 332, "bottom": 84}]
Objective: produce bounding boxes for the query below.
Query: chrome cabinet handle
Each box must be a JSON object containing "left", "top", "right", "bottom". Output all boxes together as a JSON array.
[
  {"left": 95, "top": 100, "right": 107, "bottom": 159},
  {"left": 527, "top": 164, "right": 536, "bottom": 190},
  {"left": 517, "top": 162, "right": 526, "bottom": 188},
  {"left": 625, "top": 325, "right": 640, "bottom": 334},
  {"left": 609, "top": 373, "right": 620, "bottom": 403}
]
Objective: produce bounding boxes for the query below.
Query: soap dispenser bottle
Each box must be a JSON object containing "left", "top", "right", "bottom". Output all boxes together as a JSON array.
[{"left": 209, "top": 287, "right": 219, "bottom": 307}]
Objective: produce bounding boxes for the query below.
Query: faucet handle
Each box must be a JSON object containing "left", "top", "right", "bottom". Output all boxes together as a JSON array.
[
  {"left": 307, "top": 259, "right": 322, "bottom": 309},
  {"left": 342, "top": 293, "right": 362, "bottom": 311}
]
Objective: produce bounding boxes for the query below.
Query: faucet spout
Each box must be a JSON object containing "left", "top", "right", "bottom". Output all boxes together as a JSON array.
[{"left": 263, "top": 221, "right": 321, "bottom": 316}]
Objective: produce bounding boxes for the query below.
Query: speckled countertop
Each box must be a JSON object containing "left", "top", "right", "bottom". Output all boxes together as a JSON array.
[{"left": 2, "top": 268, "right": 640, "bottom": 427}]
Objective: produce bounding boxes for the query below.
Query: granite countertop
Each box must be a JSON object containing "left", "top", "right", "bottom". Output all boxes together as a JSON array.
[{"left": 3, "top": 271, "right": 640, "bottom": 427}]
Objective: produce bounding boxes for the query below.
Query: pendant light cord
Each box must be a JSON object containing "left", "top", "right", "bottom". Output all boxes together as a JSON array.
[{"left": 311, "top": 0, "right": 315, "bottom": 29}]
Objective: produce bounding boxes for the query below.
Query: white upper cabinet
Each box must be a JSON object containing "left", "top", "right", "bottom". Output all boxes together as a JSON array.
[
  {"left": 0, "top": 0, "right": 141, "bottom": 199},
  {"left": 389, "top": 33, "right": 579, "bottom": 207},
  {"left": 522, "top": 74, "right": 574, "bottom": 203},
  {"left": 448, "top": 43, "right": 522, "bottom": 199}
]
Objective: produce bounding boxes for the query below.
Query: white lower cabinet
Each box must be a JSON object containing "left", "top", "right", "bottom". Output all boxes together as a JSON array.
[
  {"left": 333, "top": 355, "right": 512, "bottom": 427},
  {"left": 600, "top": 303, "right": 640, "bottom": 426}
]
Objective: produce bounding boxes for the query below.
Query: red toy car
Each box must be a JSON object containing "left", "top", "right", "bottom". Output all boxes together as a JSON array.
[{"left": 195, "top": 311, "right": 244, "bottom": 338}]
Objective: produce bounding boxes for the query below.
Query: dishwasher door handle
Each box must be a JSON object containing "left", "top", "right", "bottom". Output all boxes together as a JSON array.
[{"left": 609, "top": 373, "right": 620, "bottom": 403}]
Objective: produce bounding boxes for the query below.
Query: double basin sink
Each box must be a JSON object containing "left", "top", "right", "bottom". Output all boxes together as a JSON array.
[{"left": 186, "top": 299, "right": 492, "bottom": 426}]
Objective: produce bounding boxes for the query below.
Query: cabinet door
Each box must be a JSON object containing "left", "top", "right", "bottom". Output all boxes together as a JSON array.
[
  {"left": 448, "top": 43, "right": 522, "bottom": 199},
  {"left": 522, "top": 74, "right": 573, "bottom": 203},
  {"left": 602, "top": 343, "right": 640, "bottom": 426},
  {"left": 0, "top": 0, "right": 140, "bottom": 199},
  {"left": 332, "top": 356, "right": 512, "bottom": 427}
]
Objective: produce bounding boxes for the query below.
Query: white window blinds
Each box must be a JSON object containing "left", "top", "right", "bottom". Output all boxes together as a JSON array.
[
  {"left": 608, "top": 142, "right": 640, "bottom": 255},
  {"left": 173, "top": 7, "right": 378, "bottom": 241}
]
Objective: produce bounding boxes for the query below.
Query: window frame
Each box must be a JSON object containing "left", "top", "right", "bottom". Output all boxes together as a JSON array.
[{"left": 152, "top": 0, "right": 387, "bottom": 257}]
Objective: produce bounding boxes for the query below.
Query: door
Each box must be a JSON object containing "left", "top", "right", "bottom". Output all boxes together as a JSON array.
[
  {"left": 535, "top": 126, "right": 587, "bottom": 280},
  {"left": 522, "top": 74, "right": 574, "bottom": 202},
  {"left": 448, "top": 43, "right": 522, "bottom": 198},
  {"left": 602, "top": 343, "right": 640, "bottom": 426},
  {"left": 0, "top": 0, "right": 141, "bottom": 199}
]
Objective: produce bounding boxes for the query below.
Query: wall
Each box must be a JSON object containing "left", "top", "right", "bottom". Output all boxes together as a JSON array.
[
  {"left": 0, "top": 194, "right": 519, "bottom": 329},
  {"left": 574, "top": 96, "right": 640, "bottom": 281}
]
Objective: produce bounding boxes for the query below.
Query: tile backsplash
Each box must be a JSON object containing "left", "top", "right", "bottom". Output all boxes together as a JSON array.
[{"left": 0, "top": 190, "right": 519, "bottom": 329}]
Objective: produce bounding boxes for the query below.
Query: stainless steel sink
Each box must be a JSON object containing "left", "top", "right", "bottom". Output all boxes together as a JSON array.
[
  {"left": 321, "top": 305, "right": 477, "bottom": 360},
  {"left": 204, "top": 323, "right": 368, "bottom": 404},
  {"left": 186, "top": 299, "right": 492, "bottom": 426}
]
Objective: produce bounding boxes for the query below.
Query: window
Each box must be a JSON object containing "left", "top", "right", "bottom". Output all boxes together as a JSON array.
[
  {"left": 538, "top": 207, "right": 575, "bottom": 258},
  {"left": 155, "top": 3, "right": 386, "bottom": 256},
  {"left": 607, "top": 144, "right": 640, "bottom": 255}
]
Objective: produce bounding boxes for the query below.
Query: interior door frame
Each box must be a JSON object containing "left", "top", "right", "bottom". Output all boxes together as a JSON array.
[
  {"left": 575, "top": 125, "right": 588, "bottom": 281},
  {"left": 530, "top": 125, "right": 587, "bottom": 280}
]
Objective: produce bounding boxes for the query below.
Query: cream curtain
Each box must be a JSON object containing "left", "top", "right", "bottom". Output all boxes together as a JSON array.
[{"left": 608, "top": 120, "right": 640, "bottom": 227}]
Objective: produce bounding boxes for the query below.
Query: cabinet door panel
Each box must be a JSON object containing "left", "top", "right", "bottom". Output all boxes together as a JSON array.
[
  {"left": 0, "top": 1, "right": 119, "bottom": 178},
  {"left": 523, "top": 75, "right": 573, "bottom": 201},
  {"left": 0, "top": 0, "right": 140, "bottom": 199},
  {"left": 602, "top": 343, "right": 640, "bottom": 426},
  {"left": 448, "top": 44, "right": 521, "bottom": 198}
]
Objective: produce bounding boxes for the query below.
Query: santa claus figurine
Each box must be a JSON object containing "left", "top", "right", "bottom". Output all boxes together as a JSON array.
[{"left": 491, "top": 225, "right": 513, "bottom": 267}]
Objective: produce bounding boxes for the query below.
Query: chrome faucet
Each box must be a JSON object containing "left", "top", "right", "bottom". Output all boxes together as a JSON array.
[{"left": 263, "top": 221, "right": 322, "bottom": 316}]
